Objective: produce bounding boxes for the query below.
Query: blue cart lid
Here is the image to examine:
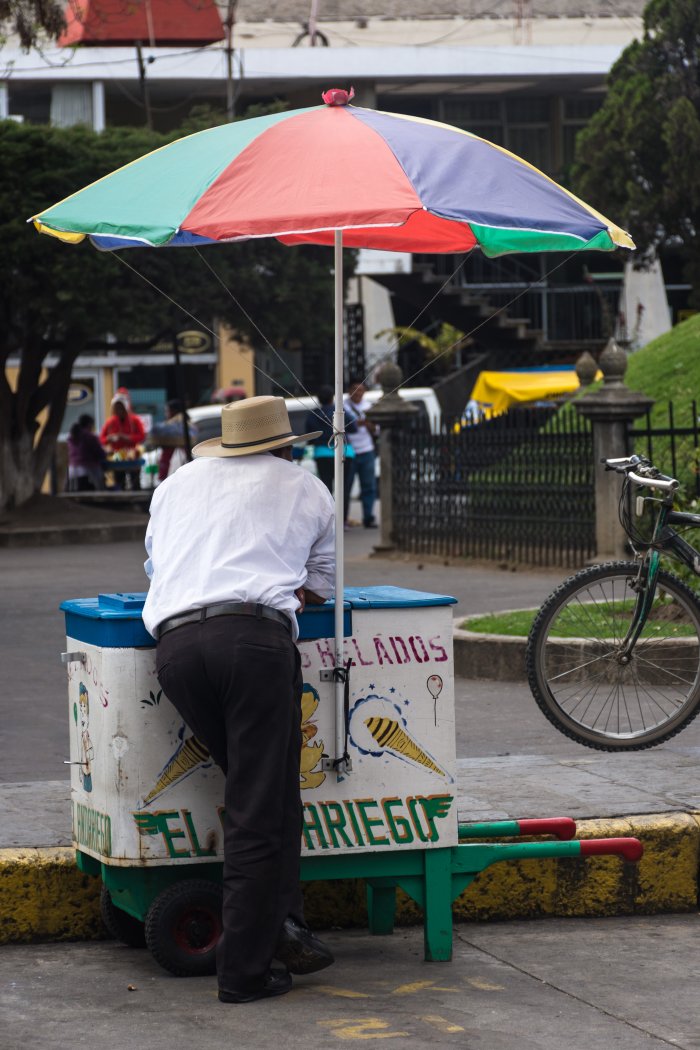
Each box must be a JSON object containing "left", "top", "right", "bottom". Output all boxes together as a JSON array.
[
  {"left": 61, "top": 586, "right": 456, "bottom": 648},
  {"left": 61, "top": 593, "right": 154, "bottom": 648},
  {"left": 343, "top": 586, "right": 456, "bottom": 609}
]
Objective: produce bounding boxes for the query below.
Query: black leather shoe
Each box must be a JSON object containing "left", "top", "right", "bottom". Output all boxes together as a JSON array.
[
  {"left": 274, "top": 918, "right": 335, "bottom": 975},
  {"left": 218, "top": 967, "right": 292, "bottom": 1003}
]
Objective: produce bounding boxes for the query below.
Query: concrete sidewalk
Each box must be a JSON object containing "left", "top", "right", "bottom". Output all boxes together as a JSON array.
[
  {"left": 2, "top": 511, "right": 699, "bottom": 951},
  {"left": 4, "top": 916, "right": 700, "bottom": 1050}
]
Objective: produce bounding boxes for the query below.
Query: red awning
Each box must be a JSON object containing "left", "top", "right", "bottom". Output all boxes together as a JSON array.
[{"left": 60, "top": 0, "right": 224, "bottom": 47}]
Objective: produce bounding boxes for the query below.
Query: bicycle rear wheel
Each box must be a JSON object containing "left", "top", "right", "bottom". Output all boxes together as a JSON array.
[{"left": 526, "top": 561, "right": 700, "bottom": 750}]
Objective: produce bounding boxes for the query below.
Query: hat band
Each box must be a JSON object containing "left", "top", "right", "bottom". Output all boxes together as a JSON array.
[{"left": 221, "top": 430, "right": 295, "bottom": 450}]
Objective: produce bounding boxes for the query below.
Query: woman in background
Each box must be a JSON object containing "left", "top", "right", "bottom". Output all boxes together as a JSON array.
[
  {"left": 67, "top": 414, "right": 105, "bottom": 491},
  {"left": 100, "top": 394, "right": 146, "bottom": 489}
]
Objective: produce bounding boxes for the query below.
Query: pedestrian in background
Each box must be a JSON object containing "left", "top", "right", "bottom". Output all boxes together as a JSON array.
[
  {"left": 343, "top": 377, "right": 378, "bottom": 528},
  {"left": 99, "top": 394, "right": 146, "bottom": 489},
  {"left": 66, "top": 414, "right": 105, "bottom": 491},
  {"left": 142, "top": 395, "right": 336, "bottom": 1003},
  {"left": 147, "top": 398, "right": 198, "bottom": 482}
]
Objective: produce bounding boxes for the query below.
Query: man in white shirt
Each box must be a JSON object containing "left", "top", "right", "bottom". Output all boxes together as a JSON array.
[
  {"left": 143, "top": 396, "right": 335, "bottom": 1003},
  {"left": 343, "top": 377, "right": 378, "bottom": 528}
]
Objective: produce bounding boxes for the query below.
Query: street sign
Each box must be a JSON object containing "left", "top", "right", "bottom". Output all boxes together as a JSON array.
[
  {"left": 151, "top": 330, "right": 211, "bottom": 354},
  {"left": 67, "top": 383, "right": 93, "bottom": 405}
]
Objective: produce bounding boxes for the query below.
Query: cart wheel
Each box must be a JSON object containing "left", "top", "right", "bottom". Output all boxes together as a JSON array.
[
  {"left": 100, "top": 885, "right": 147, "bottom": 949},
  {"left": 145, "top": 879, "right": 223, "bottom": 977}
]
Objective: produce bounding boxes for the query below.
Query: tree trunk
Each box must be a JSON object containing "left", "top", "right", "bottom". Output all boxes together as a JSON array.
[
  {"left": 0, "top": 430, "right": 37, "bottom": 511},
  {"left": 0, "top": 343, "right": 81, "bottom": 512}
]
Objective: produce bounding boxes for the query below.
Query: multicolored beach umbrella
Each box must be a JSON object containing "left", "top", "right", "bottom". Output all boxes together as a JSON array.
[
  {"left": 30, "top": 89, "right": 633, "bottom": 775},
  {"left": 31, "top": 89, "right": 633, "bottom": 257}
]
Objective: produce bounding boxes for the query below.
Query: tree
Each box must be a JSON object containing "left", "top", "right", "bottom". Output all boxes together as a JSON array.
[
  {"left": 375, "top": 323, "right": 470, "bottom": 377},
  {"left": 572, "top": 0, "right": 700, "bottom": 299},
  {"left": 0, "top": 1, "right": 65, "bottom": 49},
  {"left": 0, "top": 119, "right": 340, "bottom": 509}
]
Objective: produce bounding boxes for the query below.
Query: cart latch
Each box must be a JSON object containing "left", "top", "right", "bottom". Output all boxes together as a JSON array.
[
  {"left": 320, "top": 658, "right": 353, "bottom": 774},
  {"left": 61, "top": 651, "right": 86, "bottom": 665}
]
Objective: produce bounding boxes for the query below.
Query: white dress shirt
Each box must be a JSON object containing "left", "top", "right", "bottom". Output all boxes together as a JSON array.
[{"left": 142, "top": 453, "right": 335, "bottom": 641}]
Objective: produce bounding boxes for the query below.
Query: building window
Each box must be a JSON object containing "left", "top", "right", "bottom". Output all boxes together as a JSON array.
[
  {"left": 6, "top": 83, "right": 51, "bottom": 124},
  {"left": 440, "top": 95, "right": 552, "bottom": 173},
  {"left": 561, "top": 94, "right": 604, "bottom": 172}
]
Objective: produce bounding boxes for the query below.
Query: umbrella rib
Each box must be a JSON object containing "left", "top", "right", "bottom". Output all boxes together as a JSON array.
[
  {"left": 109, "top": 251, "right": 329, "bottom": 416},
  {"left": 377, "top": 236, "right": 600, "bottom": 397},
  {"left": 358, "top": 250, "right": 471, "bottom": 390},
  {"left": 194, "top": 247, "right": 324, "bottom": 419}
]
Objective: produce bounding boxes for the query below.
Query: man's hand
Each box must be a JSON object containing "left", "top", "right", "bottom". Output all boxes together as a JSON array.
[{"left": 295, "top": 587, "right": 326, "bottom": 612}]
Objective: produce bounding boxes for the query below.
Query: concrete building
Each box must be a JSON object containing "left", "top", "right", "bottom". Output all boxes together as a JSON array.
[{"left": 3, "top": 1, "right": 659, "bottom": 431}]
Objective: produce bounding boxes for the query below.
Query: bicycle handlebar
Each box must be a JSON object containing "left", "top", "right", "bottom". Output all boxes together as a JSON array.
[
  {"left": 603, "top": 456, "right": 679, "bottom": 491},
  {"left": 627, "top": 470, "right": 679, "bottom": 492}
]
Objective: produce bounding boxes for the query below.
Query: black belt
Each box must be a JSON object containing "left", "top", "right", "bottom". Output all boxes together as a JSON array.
[{"left": 155, "top": 601, "right": 292, "bottom": 640}]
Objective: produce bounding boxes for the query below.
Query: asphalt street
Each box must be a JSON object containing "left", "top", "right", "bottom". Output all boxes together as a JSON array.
[{"left": 0, "top": 521, "right": 567, "bottom": 782}]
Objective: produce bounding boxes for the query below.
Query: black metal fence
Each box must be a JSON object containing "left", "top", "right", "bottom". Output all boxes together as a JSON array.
[
  {"left": 391, "top": 408, "right": 595, "bottom": 566},
  {"left": 631, "top": 402, "right": 700, "bottom": 499}
]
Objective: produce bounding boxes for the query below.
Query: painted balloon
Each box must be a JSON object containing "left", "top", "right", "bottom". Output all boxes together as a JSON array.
[{"left": 426, "top": 675, "right": 443, "bottom": 699}]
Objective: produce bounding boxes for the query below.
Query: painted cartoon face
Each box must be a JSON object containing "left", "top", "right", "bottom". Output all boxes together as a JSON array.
[{"left": 78, "top": 684, "right": 89, "bottom": 730}]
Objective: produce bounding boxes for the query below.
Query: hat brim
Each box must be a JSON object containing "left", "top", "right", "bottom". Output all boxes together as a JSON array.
[{"left": 192, "top": 430, "right": 323, "bottom": 458}]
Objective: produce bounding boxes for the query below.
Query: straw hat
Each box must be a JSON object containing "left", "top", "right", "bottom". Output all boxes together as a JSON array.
[{"left": 193, "top": 396, "right": 321, "bottom": 458}]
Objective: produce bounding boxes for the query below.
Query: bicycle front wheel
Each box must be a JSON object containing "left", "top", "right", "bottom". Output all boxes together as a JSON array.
[{"left": 526, "top": 561, "right": 700, "bottom": 750}]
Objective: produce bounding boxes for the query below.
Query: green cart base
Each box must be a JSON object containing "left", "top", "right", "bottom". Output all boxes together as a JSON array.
[{"left": 77, "top": 817, "right": 643, "bottom": 976}]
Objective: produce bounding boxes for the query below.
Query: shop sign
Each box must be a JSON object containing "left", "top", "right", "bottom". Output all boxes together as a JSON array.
[
  {"left": 151, "top": 330, "right": 211, "bottom": 355},
  {"left": 67, "top": 383, "right": 93, "bottom": 405},
  {"left": 176, "top": 330, "right": 211, "bottom": 354}
]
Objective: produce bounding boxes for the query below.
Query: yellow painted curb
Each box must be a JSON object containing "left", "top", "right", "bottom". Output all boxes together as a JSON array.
[
  {"left": 451, "top": 813, "right": 700, "bottom": 922},
  {"left": 2, "top": 813, "right": 699, "bottom": 944},
  {"left": 0, "top": 847, "right": 101, "bottom": 943}
]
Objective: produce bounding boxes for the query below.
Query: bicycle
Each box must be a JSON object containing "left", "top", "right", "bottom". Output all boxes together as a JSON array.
[{"left": 526, "top": 454, "right": 700, "bottom": 750}]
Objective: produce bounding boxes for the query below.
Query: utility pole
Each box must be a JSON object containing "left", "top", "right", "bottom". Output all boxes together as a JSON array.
[
  {"left": 135, "top": 41, "right": 153, "bottom": 130},
  {"left": 308, "top": 0, "right": 320, "bottom": 45},
  {"left": 224, "top": 0, "right": 238, "bottom": 121}
]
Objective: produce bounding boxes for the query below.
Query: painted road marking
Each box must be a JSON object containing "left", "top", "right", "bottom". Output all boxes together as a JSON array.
[
  {"left": 465, "top": 977, "right": 505, "bottom": 991},
  {"left": 313, "top": 986, "right": 371, "bottom": 998},
  {"left": 318, "top": 1018, "right": 409, "bottom": 1039},
  {"left": 420, "top": 1015, "right": 465, "bottom": 1034},
  {"left": 392, "top": 979, "right": 460, "bottom": 995}
]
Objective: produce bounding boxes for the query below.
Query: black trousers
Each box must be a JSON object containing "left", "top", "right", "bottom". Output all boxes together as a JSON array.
[{"left": 156, "top": 614, "right": 303, "bottom": 994}]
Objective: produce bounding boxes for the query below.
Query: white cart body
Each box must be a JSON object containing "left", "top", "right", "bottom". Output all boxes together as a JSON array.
[{"left": 62, "top": 587, "right": 457, "bottom": 868}]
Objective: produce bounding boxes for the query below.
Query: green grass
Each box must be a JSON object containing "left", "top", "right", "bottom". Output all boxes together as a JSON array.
[
  {"left": 625, "top": 312, "right": 700, "bottom": 408},
  {"left": 462, "top": 602, "right": 697, "bottom": 638},
  {"left": 544, "top": 314, "right": 700, "bottom": 497},
  {"left": 624, "top": 313, "right": 700, "bottom": 494},
  {"left": 462, "top": 610, "right": 537, "bottom": 636}
]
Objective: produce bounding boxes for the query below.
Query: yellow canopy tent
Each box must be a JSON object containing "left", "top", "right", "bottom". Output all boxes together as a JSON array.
[{"left": 467, "top": 367, "right": 601, "bottom": 419}]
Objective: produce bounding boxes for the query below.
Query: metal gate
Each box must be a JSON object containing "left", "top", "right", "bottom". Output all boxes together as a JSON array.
[{"left": 391, "top": 408, "right": 595, "bottom": 567}]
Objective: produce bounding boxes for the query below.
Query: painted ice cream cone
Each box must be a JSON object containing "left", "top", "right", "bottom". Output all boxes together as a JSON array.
[
  {"left": 364, "top": 717, "right": 445, "bottom": 776},
  {"left": 142, "top": 735, "right": 210, "bottom": 806}
]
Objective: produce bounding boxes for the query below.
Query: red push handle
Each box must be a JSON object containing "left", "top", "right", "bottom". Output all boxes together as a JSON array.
[
  {"left": 580, "top": 837, "right": 644, "bottom": 862},
  {"left": 517, "top": 818, "right": 577, "bottom": 841}
]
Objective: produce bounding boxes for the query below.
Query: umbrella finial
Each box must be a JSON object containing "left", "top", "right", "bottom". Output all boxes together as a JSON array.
[{"left": 322, "top": 87, "right": 355, "bottom": 107}]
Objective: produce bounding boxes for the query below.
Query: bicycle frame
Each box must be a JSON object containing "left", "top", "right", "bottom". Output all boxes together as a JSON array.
[{"left": 620, "top": 501, "right": 700, "bottom": 657}]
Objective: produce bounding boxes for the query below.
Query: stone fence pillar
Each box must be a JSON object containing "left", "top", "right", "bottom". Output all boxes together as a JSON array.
[
  {"left": 574, "top": 338, "right": 654, "bottom": 561},
  {"left": 366, "top": 362, "right": 419, "bottom": 555}
]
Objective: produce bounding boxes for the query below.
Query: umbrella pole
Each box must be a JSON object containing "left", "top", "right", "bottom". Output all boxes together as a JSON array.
[{"left": 332, "top": 229, "right": 350, "bottom": 775}]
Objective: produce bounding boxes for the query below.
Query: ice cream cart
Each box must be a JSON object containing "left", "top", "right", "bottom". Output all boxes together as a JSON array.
[{"left": 62, "top": 586, "right": 643, "bottom": 976}]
